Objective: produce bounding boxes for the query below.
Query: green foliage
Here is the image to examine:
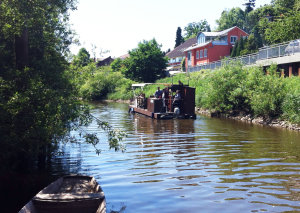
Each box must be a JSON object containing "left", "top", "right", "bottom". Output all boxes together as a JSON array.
[
  {"left": 175, "top": 27, "right": 184, "bottom": 48},
  {"left": 195, "top": 63, "right": 250, "bottom": 112},
  {"left": 231, "top": 41, "right": 238, "bottom": 57},
  {"left": 110, "top": 58, "right": 123, "bottom": 72},
  {"left": 79, "top": 66, "right": 135, "bottom": 100},
  {"left": 264, "top": 11, "right": 300, "bottom": 44},
  {"left": 247, "top": 65, "right": 286, "bottom": 117},
  {"left": 181, "top": 57, "right": 186, "bottom": 72},
  {"left": 216, "top": 8, "right": 245, "bottom": 31},
  {"left": 183, "top": 20, "right": 211, "bottom": 39},
  {"left": 282, "top": 77, "right": 300, "bottom": 123},
  {"left": 141, "top": 64, "right": 299, "bottom": 124},
  {"left": 0, "top": 0, "right": 126, "bottom": 171},
  {"left": 73, "top": 48, "right": 92, "bottom": 67},
  {"left": 122, "top": 39, "right": 168, "bottom": 83},
  {"left": 69, "top": 62, "right": 97, "bottom": 86},
  {"left": 0, "top": 0, "right": 81, "bottom": 170}
]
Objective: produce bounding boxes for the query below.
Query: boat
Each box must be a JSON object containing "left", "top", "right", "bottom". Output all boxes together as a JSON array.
[
  {"left": 129, "top": 83, "right": 196, "bottom": 119},
  {"left": 19, "top": 175, "right": 106, "bottom": 213}
]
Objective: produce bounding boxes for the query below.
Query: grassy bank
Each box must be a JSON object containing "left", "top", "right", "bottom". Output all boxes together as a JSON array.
[
  {"left": 77, "top": 63, "right": 299, "bottom": 125},
  {"left": 144, "top": 64, "right": 300, "bottom": 124}
]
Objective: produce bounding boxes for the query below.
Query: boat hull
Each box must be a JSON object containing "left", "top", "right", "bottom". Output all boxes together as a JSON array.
[
  {"left": 19, "top": 175, "right": 106, "bottom": 213},
  {"left": 129, "top": 105, "right": 196, "bottom": 119}
]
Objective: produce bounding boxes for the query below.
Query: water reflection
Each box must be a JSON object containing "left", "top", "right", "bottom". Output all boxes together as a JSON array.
[{"left": 6, "top": 102, "right": 300, "bottom": 213}]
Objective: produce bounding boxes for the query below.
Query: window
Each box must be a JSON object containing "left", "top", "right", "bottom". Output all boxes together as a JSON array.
[
  {"left": 198, "top": 33, "right": 206, "bottom": 44},
  {"left": 200, "top": 50, "right": 203, "bottom": 58},
  {"left": 187, "top": 51, "right": 191, "bottom": 60},
  {"left": 204, "top": 49, "right": 207, "bottom": 57},
  {"left": 196, "top": 51, "right": 199, "bottom": 59},
  {"left": 230, "top": 36, "right": 237, "bottom": 43}
]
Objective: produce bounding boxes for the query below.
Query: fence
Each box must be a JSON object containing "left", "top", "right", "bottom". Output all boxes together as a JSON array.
[{"left": 188, "top": 39, "right": 298, "bottom": 73}]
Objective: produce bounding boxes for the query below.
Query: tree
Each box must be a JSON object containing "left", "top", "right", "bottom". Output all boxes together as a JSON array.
[
  {"left": 240, "top": 34, "right": 259, "bottom": 55},
  {"left": 111, "top": 58, "right": 123, "bottom": 72},
  {"left": 264, "top": 11, "right": 300, "bottom": 44},
  {"left": 244, "top": 0, "right": 256, "bottom": 13},
  {"left": 231, "top": 41, "right": 238, "bottom": 57},
  {"left": 0, "top": 0, "right": 125, "bottom": 171},
  {"left": 73, "top": 48, "right": 91, "bottom": 67},
  {"left": 183, "top": 20, "right": 211, "bottom": 39},
  {"left": 236, "top": 37, "right": 245, "bottom": 56},
  {"left": 216, "top": 8, "right": 246, "bottom": 31},
  {"left": 175, "top": 27, "right": 184, "bottom": 48},
  {"left": 0, "top": 0, "right": 83, "bottom": 170},
  {"left": 122, "top": 39, "right": 168, "bottom": 82}
]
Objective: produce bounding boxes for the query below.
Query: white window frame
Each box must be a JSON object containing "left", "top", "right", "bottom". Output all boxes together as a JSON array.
[
  {"left": 196, "top": 51, "right": 199, "bottom": 59},
  {"left": 187, "top": 51, "right": 191, "bottom": 60},
  {"left": 198, "top": 33, "right": 206, "bottom": 44},
  {"left": 200, "top": 50, "right": 203, "bottom": 58},
  {"left": 204, "top": 49, "right": 207, "bottom": 57},
  {"left": 230, "top": 36, "right": 237, "bottom": 44}
]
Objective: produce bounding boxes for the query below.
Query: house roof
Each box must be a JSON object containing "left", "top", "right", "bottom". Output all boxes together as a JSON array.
[
  {"left": 166, "top": 37, "right": 197, "bottom": 58},
  {"left": 119, "top": 53, "right": 130, "bottom": 60},
  {"left": 184, "top": 41, "right": 211, "bottom": 52},
  {"left": 199, "top": 26, "right": 249, "bottom": 38},
  {"left": 184, "top": 26, "right": 249, "bottom": 52}
]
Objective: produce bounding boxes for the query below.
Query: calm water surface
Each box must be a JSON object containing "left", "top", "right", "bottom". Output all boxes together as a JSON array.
[{"left": 37, "top": 102, "right": 300, "bottom": 212}]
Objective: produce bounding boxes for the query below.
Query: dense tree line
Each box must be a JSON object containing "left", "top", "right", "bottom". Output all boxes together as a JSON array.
[
  {"left": 0, "top": 0, "right": 124, "bottom": 171},
  {"left": 0, "top": 0, "right": 83, "bottom": 171}
]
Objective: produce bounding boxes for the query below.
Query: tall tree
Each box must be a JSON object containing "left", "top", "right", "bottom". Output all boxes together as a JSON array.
[
  {"left": 73, "top": 48, "right": 91, "bottom": 67},
  {"left": 231, "top": 41, "right": 238, "bottom": 57},
  {"left": 236, "top": 37, "right": 245, "bottom": 56},
  {"left": 175, "top": 27, "right": 184, "bottom": 48},
  {"left": 0, "top": 0, "right": 84, "bottom": 170},
  {"left": 183, "top": 20, "right": 211, "bottom": 39},
  {"left": 122, "top": 39, "right": 168, "bottom": 82},
  {"left": 216, "top": 8, "right": 246, "bottom": 31},
  {"left": 244, "top": 0, "right": 256, "bottom": 13}
]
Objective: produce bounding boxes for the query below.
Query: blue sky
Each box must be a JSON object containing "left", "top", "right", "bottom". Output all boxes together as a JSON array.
[{"left": 69, "top": 0, "right": 271, "bottom": 58}]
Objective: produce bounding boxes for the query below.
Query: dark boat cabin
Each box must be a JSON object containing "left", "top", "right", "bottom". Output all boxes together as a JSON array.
[{"left": 129, "top": 84, "right": 196, "bottom": 119}]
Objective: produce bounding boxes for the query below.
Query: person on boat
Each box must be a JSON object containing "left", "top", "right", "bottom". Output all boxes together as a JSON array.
[
  {"left": 162, "top": 87, "right": 169, "bottom": 112},
  {"left": 154, "top": 87, "right": 163, "bottom": 98},
  {"left": 138, "top": 93, "right": 146, "bottom": 108},
  {"left": 173, "top": 90, "right": 181, "bottom": 108}
]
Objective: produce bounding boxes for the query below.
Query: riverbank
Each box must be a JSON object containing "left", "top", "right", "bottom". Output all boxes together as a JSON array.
[
  {"left": 196, "top": 108, "right": 300, "bottom": 131},
  {"left": 104, "top": 99, "right": 300, "bottom": 131}
]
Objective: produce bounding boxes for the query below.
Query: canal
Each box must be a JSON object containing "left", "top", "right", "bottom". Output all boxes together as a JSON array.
[{"left": 11, "top": 102, "right": 300, "bottom": 212}]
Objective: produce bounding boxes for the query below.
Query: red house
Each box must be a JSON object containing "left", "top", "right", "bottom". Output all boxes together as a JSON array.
[{"left": 184, "top": 26, "right": 248, "bottom": 70}]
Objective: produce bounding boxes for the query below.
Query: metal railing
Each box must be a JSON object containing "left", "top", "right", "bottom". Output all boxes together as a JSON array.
[{"left": 187, "top": 39, "right": 299, "bottom": 73}]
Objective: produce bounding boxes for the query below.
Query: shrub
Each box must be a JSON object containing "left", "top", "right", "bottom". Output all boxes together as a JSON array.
[
  {"left": 282, "top": 77, "right": 300, "bottom": 124},
  {"left": 247, "top": 66, "right": 286, "bottom": 117},
  {"left": 79, "top": 66, "right": 135, "bottom": 100}
]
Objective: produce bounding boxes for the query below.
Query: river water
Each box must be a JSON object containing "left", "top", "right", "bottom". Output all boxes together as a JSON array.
[{"left": 14, "top": 102, "right": 300, "bottom": 212}]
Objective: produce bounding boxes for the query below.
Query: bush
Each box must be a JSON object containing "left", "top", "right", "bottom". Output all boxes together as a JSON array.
[
  {"left": 282, "top": 77, "right": 300, "bottom": 124},
  {"left": 247, "top": 70, "right": 286, "bottom": 118},
  {"left": 79, "top": 66, "right": 135, "bottom": 100},
  {"left": 141, "top": 63, "right": 299, "bottom": 124}
]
